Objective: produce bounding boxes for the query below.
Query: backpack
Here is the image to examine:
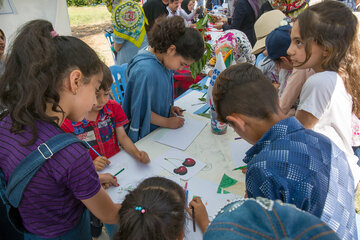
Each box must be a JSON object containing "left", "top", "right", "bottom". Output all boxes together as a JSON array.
[{"left": 0, "top": 133, "right": 84, "bottom": 233}]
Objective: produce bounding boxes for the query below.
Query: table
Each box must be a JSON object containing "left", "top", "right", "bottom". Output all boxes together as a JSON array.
[
  {"left": 175, "top": 76, "right": 211, "bottom": 115},
  {"left": 135, "top": 112, "right": 246, "bottom": 190}
]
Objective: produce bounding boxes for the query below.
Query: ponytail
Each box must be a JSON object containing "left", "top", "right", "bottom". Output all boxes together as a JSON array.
[
  {"left": 0, "top": 20, "right": 102, "bottom": 145},
  {"left": 115, "top": 177, "right": 186, "bottom": 240}
]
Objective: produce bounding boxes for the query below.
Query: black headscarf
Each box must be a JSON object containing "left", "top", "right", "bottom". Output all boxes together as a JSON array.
[{"left": 181, "top": 0, "right": 192, "bottom": 14}]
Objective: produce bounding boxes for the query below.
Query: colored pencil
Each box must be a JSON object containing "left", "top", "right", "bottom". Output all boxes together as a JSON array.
[
  {"left": 114, "top": 168, "right": 125, "bottom": 176},
  {"left": 233, "top": 165, "right": 247, "bottom": 171},
  {"left": 84, "top": 141, "right": 101, "bottom": 157},
  {"left": 234, "top": 137, "right": 242, "bottom": 140},
  {"left": 192, "top": 207, "right": 196, "bottom": 232},
  {"left": 185, "top": 190, "right": 189, "bottom": 205}
]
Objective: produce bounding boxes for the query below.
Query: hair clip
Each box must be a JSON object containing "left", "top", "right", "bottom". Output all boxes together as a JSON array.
[
  {"left": 135, "top": 206, "right": 146, "bottom": 214},
  {"left": 50, "top": 30, "right": 59, "bottom": 38}
]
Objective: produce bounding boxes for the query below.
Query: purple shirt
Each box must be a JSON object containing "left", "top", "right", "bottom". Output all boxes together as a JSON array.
[{"left": 0, "top": 115, "right": 101, "bottom": 238}]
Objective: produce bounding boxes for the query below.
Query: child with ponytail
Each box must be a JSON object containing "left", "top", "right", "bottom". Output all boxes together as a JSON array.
[
  {"left": 0, "top": 20, "right": 120, "bottom": 239},
  {"left": 115, "top": 177, "right": 186, "bottom": 240}
]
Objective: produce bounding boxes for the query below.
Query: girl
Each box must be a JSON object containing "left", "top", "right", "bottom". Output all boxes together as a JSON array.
[
  {"left": 0, "top": 28, "right": 6, "bottom": 75},
  {"left": 181, "top": 0, "right": 196, "bottom": 25},
  {"left": 287, "top": 1, "right": 360, "bottom": 186},
  {"left": 0, "top": 20, "right": 120, "bottom": 239},
  {"left": 123, "top": 16, "right": 204, "bottom": 142},
  {"left": 115, "top": 177, "right": 186, "bottom": 240}
]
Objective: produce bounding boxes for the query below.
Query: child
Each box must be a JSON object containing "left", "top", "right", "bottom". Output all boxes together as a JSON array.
[
  {"left": 62, "top": 63, "right": 149, "bottom": 171},
  {"left": 123, "top": 16, "right": 204, "bottom": 142},
  {"left": 115, "top": 177, "right": 185, "bottom": 240},
  {"left": 265, "top": 25, "right": 293, "bottom": 96},
  {"left": 189, "top": 197, "right": 340, "bottom": 239},
  {"left": 0, "top": 20, "right": 120, "bottom": 239},
  {"left": 287, "top": 1, "right": 360, "bottom": 187},
  {"left": 211, "top": 63, "right": 357, "bottom": 239}
]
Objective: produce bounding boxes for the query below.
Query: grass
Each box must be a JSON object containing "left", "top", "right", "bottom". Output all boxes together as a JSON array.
[{"left": 68, "top": 5, "right": 111, "bottom": 26}]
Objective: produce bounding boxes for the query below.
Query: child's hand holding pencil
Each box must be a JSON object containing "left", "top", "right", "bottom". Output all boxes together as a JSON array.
[{"left": 187, "top": 196, "right": 210, "bottom": 234}]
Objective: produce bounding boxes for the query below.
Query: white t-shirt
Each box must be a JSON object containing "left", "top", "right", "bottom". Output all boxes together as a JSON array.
[{"left": 297, "top": 71, "right": 360, "bottom": 186}]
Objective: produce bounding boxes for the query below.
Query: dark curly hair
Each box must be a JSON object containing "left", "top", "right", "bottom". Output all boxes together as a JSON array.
[
  {"left": 296, "top": 0, "right": 360, "bottom": 118},
  {"left": 0, "top": 20, "right": 103, "bottom": 145},
  {"left": 115, "top": 177, "right": 186, "bottom": 240},
  {"left": 213, "top": 63, "right": 279, "bottom": 123},
  {"left": 148, "top": 16, "right": 204, "bottom": 61}
]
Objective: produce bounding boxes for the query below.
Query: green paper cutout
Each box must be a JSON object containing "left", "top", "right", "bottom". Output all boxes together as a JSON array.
[{"left": 217, "top": 174, "right": 238, "bottom": 194}]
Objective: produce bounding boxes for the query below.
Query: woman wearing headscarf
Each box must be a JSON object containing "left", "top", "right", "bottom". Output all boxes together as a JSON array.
[
  {"left": 213, "top": 0, "right": 261, "bottom": 46},
  {"left": 107, "top": 0, "right": 149, "bottom": 65},
  {"left": 257, "top": 0, "right": 307, "bottom": 19}
]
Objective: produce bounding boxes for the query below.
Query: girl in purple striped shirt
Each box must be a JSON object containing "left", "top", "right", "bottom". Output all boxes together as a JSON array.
[{"left": 0, "top": 20, "right": 120, "bottom": 239}]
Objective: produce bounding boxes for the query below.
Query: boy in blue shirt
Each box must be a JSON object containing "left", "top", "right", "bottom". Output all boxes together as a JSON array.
[{"left": 191, "top": 63, "right": 357, "bottom": 240}]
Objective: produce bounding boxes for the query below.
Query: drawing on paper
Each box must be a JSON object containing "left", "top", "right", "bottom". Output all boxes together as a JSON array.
[{"left": 164, "top": 157, "right": 196, "bottom": 175}]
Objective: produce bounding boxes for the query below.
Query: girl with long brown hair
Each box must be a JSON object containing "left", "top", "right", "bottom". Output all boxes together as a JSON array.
[{"left": 287, "top": 1, "right": 360, "bottom": 187}]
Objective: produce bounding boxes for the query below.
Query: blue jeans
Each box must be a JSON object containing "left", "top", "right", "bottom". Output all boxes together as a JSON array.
[{"left": 24, "top": 210, "right": 91, "bottom": 240}]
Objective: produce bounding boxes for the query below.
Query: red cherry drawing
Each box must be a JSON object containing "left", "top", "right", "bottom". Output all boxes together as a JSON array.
[
  {"left": 174, "top": 166, "right": 188, "bottom": 175},
  {"left": 183, "top": 158, "right": 196, "bottom": 167}
]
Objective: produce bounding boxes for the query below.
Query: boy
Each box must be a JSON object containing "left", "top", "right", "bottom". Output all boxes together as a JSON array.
[
  {"left": 210, "top": 63, "right": 357, "bottom": 239},
  {"left": 265, "top": 25, "right": 293, "bottom": 96},
  {"left": 62, "top": 63, "right": 149, "bottom": 239},
  {"left": 62, "top": 63, "right": 149, "bottom": 171}
]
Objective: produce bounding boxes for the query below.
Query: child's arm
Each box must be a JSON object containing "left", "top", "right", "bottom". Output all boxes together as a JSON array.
[
  {"left": 116, "top": 126, "right": 150, "bottom": 164},
  {"left": 93, "top": 156, "right": 111, "bottom": 171},
  {"left": 150, "top": 111, "right": 184, "bottom": 129},
  {"left": 81, "top": 188, "right": 121, "bottom": 224},
  {"left": 295, "top": 110, "right": 319, "bottom": 129},
  {"left": 188, "top": 197, "right": 210, "bottom": 233}
]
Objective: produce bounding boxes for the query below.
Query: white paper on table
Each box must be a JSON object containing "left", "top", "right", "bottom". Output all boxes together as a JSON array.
[
  {"left": 175, "top": 91, "right": 207, "bottom": 114},
  {"left": 151, "top": 117, "right": 207, "bottom": 150},
  {"left": 184, "top": 177, "right": 242, "bottom": 240},
  {"left": 98, "top": 151, "right": 162, "bottom": 203},
  {"left": 153, "top": 149, "right": 206, "bottom": 181},
  {"left": 229, "top": 140, "right": 252, "bottom": 168}
]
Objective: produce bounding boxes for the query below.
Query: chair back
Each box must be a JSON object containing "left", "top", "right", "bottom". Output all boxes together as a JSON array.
[
  {"left": 104, "top": 32, "right": 117, "bottom": 63},
  {"left": 110, "top": 64, "right": 128, "bottom": 105}
]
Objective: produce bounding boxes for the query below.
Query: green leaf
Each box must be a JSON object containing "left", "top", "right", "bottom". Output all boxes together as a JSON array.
[{"left": 198, "top": 97, "right": 206, "bottom": 102}]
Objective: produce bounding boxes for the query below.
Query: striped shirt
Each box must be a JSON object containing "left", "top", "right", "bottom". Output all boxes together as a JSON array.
[{"left": 0, "top": 115, "right": 101, "bottom": 238}]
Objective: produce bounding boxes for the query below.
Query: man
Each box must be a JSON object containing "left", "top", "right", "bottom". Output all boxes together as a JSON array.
[{"left": 212, "top": 63, "right": 357, "bottom": 240}]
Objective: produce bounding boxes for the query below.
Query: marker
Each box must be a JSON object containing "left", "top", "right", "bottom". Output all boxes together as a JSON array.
[
  {"left": 233, "top": 166, "right": 247, "bottom": 171},
  {"left": 234, "top": 137, "right": 242, "bottom": 140},
  {"left": 84, "top": 141, "right": 101, "bottom": 157},
  {"left": 114, "top": 168, "right": 125, "bottom": 176},
  {"left": 192, "top": 207, "right": 196, "bottom": 232}
]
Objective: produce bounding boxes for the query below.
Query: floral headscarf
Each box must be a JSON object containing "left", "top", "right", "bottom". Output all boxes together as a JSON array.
[
  {"left": 268, "top": 0, "right": 307, "bottom": 19},
  {"left": 213, "top": 30, "right": 256, "bottom": 65}
]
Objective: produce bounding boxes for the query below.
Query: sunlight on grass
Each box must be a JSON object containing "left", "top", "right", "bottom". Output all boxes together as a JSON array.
[{"left": 68, "top": 6, "right": 111, "bottom": 26}]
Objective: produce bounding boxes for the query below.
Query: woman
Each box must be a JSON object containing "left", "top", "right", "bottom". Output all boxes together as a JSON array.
[{"left": 214, "top": 0, "right": 260, "bottom": 46}]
